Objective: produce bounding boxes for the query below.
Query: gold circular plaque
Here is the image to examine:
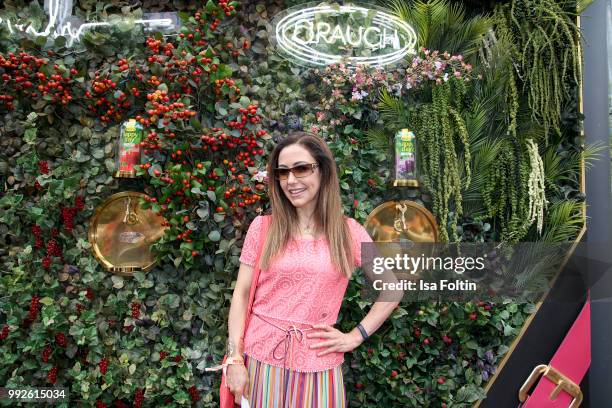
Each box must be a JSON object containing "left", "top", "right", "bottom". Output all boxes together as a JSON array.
[
  {"left": 88, "top": 191, "right": 168, "bottom": 276},
  {"left": 364, "top": 200, "right": 438, "bottom": 243}
]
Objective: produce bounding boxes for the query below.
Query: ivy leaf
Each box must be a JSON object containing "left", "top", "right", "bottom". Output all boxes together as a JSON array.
[
  {"left": 54, "top": 36, "right": 67, "bottom": 48},
  {"left": 239, "top": 96, "right": 251, "bottom": 108},
  {"left": 39, "top": 297, "right": 54, "bottom": 306},
  {"left": 173, "top": 256, "right": 183, "bottom": 268},
  {"left": 197, "top": 207, "right": 209, "bottom": 220},
  {"left": 111, "top": 275, "right": 124, "bottom": 289}
]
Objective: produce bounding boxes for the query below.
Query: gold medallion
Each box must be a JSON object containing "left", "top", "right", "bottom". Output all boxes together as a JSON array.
[
  {"left": 364, "top": 200, "right": 438, "bottom": 243},
  {"left": 88, "top": 191, "right": 168, "bottom": 276}
]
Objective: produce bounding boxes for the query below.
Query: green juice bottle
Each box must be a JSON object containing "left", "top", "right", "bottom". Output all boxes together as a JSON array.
[{"left": 393, "top": 129, "right": 418, "bottom": 187}]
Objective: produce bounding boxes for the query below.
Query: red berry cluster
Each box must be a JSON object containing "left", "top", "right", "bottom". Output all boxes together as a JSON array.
[
  {"left": 131, "top": 303, "right": 141, "bottom": 319},
  {"left": 196, "top": 14, "right": 223, "bottom": 33},
  {"left": 159, "top": 351, "right": 167, "bottom": 361},
  {"left": 85, "top": 76, "right": 121, "bottom": 123},
  {"left": 145, "top": 37, "right": 174, "bottom": 55},
  {"left": 217, "top": 0, "right": 235, "bottom": 16},
  {"left": 60, "top": 206, "right": 77, "bottom": 233},
  {"left": 47, "top": 366, "right": 58, "bottom": 384},
  {"left": 437, "top": 376, "right": 446, "bottom": 385},
  {"left": 141, "top": 89, "right": 196, "bottom": 125},
  {"left": 469, "top": 312, "right": 478, "bottom": 321},
  {"left": 55, "top": 332, "right": 67, "bottom": 348},
  {"left": 134, "top": 388, "right": 144, "bottom": 408},
  {"left": 42, "top": 256, "right": 51, "bottom": 269},
  {"left": 46, "top": 239, "right": 62, "bottom": 257},
  {"left": 213, "top": 78, "right": 240, "bottom": 98},
  {"left": 28, "top": 295, "right": 40, "bottom": 321},
  {"left": 38, "top": 160, "right": 50, "bottom": 174},
  {"left": 202, "top": 127, "right": 265, "bottom": 155},
  {"left": 86, "top": 288, "right": 95, "bottom": 301},
  {"left": 0, "top": 325, "right": 9, "bottom": 340},
  {"left": 32, "top": 225, "right": 43, "bottom": 249},
  {"left": 43, "top": 239, "right": 62, "bottom": 269},
  {"left": 75, "top": 196, "right": 85, "bottom": 211},
  {"left": 76, "top": 303, "right": 85, "bottom": 315},
  {"left": 228, "top": 105, "right": 261, "bottom": 130},
  {"left": 99, "top": 358, "right": 109, "bottom": 375},
  {"left": 117, "top": 58, "right": 130, "bottom": 73},
  {"left": 0, "top": 52, "right": 76, "bottom": 110},
  {"left": 96, "top": 400, "right": 107, "bottom": 408},
  {"left": 42, "top": 344, "right": 52, "bottom": 362},
  {"left": 187, "top": 385, "right": 200, "bottom": 402},
  {"left": 173, "top": 355, "right": 182, "bottom": 363},
  {"left": 477, "top": 301, "right": 493, "bottom": 311},
  {"left": 222, "top": 182, "right": 262, "bottom": 211},
  {"left": 442, "top": 335, "right": 453, "bottom": 345}
]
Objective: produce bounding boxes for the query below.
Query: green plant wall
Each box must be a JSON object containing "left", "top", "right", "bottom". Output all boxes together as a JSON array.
[{"left": 0, "top": 1, "right": 587, "bottom": 407}]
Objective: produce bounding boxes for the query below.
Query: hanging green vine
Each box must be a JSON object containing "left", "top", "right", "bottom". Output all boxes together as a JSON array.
[
  {"left": 414, "top": 79, "right": 471, "bottom": 242},
  {"left": 494, "top": 0, "right": 580, "bottom": 140},
  {"left": 482, "top": 139, "right": 532, "bottom": 242}
]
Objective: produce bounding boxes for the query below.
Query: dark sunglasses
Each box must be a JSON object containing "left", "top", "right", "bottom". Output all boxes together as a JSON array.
[{"left": 274, "top": 163, "right": 318, "bottom": 180}]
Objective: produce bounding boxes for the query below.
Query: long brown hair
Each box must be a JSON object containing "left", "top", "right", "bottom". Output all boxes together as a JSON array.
[{"left": 258, "top": 131, "right": 355, "bottom": 278}]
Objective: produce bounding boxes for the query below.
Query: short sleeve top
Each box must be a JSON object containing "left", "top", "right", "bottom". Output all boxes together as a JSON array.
[{"left": 239, "top": 215, "right": 373, "bottom": 372}]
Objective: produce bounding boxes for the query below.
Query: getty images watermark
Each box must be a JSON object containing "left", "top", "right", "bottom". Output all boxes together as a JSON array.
[
  {"left": 359, "top": 242, "right": 594, "bottom": 303},
  {"left": 371, "top": 252, "right": 486, "bottom": 292}
]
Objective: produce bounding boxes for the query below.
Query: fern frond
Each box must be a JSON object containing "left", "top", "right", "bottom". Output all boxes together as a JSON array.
[{"left": 364, "top": 128, "right": 391, "bottom": 152}]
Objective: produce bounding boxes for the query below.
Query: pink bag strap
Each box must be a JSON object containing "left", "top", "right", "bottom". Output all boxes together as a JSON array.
[{"left": 244, "top": 215, "right": 271, "bottom": 334}]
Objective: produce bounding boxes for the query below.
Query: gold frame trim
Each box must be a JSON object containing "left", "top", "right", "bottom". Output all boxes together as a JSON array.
[
  {"left": 392, "top": 179, "right": 420, "bottom": 187},
  {"left": 472, "top": 12, "right": 587, "bottom": 408},
  {"left": 114, "top": 170, "right": 139, "bottom": 179}
]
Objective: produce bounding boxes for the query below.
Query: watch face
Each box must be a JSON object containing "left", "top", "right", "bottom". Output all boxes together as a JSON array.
[
  {"left": 364, "top": 200, "right": 438, "bottom": 243},
  {"left": 88, "top": 191, "right": 168, "bottom": 276}
]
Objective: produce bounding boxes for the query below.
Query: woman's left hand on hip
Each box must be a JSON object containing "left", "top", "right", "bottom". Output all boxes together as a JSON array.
[{"left": 306, "top": 324, "right": 362, "bottom": 356}]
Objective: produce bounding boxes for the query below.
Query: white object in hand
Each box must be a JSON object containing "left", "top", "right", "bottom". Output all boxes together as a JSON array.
[{"left": 241, "top": 396, "right": 251, "bottom": 408}]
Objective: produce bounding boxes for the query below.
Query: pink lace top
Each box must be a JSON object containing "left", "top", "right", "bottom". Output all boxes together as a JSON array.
[{"left": 239, "top": 215, "right": 373, "bottom": 372}]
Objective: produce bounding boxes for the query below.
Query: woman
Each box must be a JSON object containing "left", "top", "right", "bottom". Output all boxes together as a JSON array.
[{"left": 225, "top": 131, "right": 401, "bottom": 407}]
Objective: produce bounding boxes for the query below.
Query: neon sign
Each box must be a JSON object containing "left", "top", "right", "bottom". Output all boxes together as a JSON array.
[
  {"left": 273, "top": 3, "right": 417, "bottom": 67},
  {"left": 0, "top": 0, "right": 177, "bottom": 47}
]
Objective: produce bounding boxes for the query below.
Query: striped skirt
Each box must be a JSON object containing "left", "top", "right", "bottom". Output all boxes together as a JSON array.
[{"left": 244, "top": 354, "right": 346, "bottom": 408}]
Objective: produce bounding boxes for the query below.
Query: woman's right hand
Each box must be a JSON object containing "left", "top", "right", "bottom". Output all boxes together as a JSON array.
[{"left": 226, "top": 363, "right": 249, "bottom": 404}]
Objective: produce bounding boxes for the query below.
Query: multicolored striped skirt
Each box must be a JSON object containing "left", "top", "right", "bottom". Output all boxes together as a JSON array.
[{"left": 244, "top": 353, "right": 346, "bottom": 408}]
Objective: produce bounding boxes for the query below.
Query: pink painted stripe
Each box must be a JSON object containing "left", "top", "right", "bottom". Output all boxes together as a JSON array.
[{"left": 523, "top": 301, "right": 590, "bottom": 407}]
